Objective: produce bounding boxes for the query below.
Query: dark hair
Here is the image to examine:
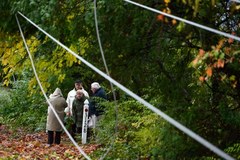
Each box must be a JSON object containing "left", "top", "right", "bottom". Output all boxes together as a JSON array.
[{"left": 75, "top": 79, "right": 82, "bottom": 84}]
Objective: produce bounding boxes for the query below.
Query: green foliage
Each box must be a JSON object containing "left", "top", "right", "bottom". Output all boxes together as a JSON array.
[
  {"left": 225, "top": 143, "right": 240, "bottom": 160},
  {"left": 1, "top": 0, "right": 240, "bottom": 159},
  {"left": 93, "top": 100, "right": 164, "bottom": 159},
  {"left": 0, "top": 80, "right": 46, "bottom": 131},
  {"left": 0, "top": 87, "right": 12, "bottom": 107},
  {"left": 64, "top": 115, "right": 74, "bottom": 131}
]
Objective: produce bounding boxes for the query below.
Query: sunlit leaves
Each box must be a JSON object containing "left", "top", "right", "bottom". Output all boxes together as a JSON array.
[
  {"left": 65, "top": 51, "right": 78, "bottom": 67},
  {"left": 192, "top": 38, "right": 239, "bottom": 88},
  {"left": 0, "top": 29, "right": 91, "bottom": 94},
  {"left": 193, "top": 0, "right": 200, "bottom": 17},
  {"left": 164, "top": 0, "right": 171, "bottom": 3},
  {"left": 176, "top": 21, "right": 186, "bottom": 32},
  {"left": 0, "top": 34, "right": 41, "bottom": 86}
]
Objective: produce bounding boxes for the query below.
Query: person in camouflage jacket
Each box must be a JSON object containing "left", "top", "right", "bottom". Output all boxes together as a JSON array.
[{"left": 72, "top": 90, "right": 87, "bottom": 137}]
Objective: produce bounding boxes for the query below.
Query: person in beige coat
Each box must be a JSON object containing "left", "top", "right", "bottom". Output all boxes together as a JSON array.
[{"left": 46, "top": 88, "right": 67, "bottom": 146}]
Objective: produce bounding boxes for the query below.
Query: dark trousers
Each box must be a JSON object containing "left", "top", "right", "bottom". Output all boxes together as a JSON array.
[
  {"left": 48, "top": 130, "right": 62, "bottom": 144},
  {"left": 70, "top": 123, "right": 76, "bottom": 139},
  {"left": 87, "top": 128, "right": 94, "bottom": 141},
  {"left": 76, "top": 126, "right": 82, "bottom": 133}
]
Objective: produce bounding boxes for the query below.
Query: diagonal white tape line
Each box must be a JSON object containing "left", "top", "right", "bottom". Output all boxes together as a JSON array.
[
  {"left": 17, "top": 11, "right": 235, "bottom": 160},
  {"left": 124, "top": 0, "right": 240, "bottom": 42},
  {"left": 15, "top": 14, "right": 91, "bottom": 160}
]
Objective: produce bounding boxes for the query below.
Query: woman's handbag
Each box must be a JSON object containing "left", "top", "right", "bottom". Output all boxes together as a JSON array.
[{"left": 88, "top": 115, "right": 96, "bottom": 128}]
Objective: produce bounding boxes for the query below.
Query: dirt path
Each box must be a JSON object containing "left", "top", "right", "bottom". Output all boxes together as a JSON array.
[{"left": 0, "top": 124, "right": 99, "bottom": 159}]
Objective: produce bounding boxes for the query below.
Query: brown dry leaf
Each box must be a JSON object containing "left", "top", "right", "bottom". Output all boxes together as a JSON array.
[
  {"left": 0, "top": 150, "right": 10, "bottom": 157},
  {"left": 224, "top": 47, "right": 231, "bottom": 55},
  {"left": 0, "top": 125, "right": 99, "bottom": 159},
  {"left": 216, "top": 39, "right": 224, "bottom": 50}
]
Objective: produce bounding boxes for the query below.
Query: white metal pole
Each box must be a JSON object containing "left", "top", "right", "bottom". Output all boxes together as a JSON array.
[{"left": 82, "top": 99, "right": 89, "bottom": 144}]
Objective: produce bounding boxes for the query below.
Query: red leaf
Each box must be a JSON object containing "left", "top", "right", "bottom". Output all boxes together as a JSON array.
[{"left": 157, "top": 15, "right": 164, "bottom": 21}]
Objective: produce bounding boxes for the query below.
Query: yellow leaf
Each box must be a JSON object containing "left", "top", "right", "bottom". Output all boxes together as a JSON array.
[
  {"left": 164, "top": 0, "right": 171, "bottom": 3},
  {"left": 58, "top": 60, "right": 63, "bottom": 67},
  {"left": 172, "top": 19, "right": 177, "bottom": 25},
  {"left": 58, "top": 74, "right": 66, "bottom": 83},
  {"left": 69, "top": 44, "right": 77, "bottom": 53},
  {"left": 195, "top": 0, "right": 200, "bottom": 14},
  {"left": 3, "top": 79, "right": 10, "bottom": 86},
  {"left": 2, "top": 58, "right": 8, "bottom": 66},
  {"left": 3, "top": 67, "right": 9, "bottom": 74},
  {"left": 230, "top": 75, "right": 236, "bottom": 81},
  {"left": 232, "top": 81, "right": 237, "bottom": 88}
]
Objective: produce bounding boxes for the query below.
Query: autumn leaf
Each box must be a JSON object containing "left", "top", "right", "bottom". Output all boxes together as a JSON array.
[
  {"left": 192, "top": 57, "right": 199, "bottom": 67},
  {"left": 164, "top": 0, "right": 171, "bottom": 3},
  {"left": 172, "top": 19, "right": 177, "bottom": 25},
  {"left": 224, "top": 47, "right": 231, "bottom": 55},
  {"left": 199, "top": 49, "right": 205, "bottom": 57},
  {"left": 199, "top": 76, "right": 205, "bottom": 82},
  {"left": 166, "top": 8, "right": 171, "bottom": 14},
  {"left": 157, "top": 14, "right": 164, "bottom": 21},
  {"left": 228, "top": 32, "right": 236, "bottom": 44},
  {"left": 228, "top": 38, "right": 234, "bottom": 44},
  {"left": 216, "top": 39, "right": 224, "bottom": 50},
  {"left": 0, "top": 150, "right": 10, "bottom": 157},
  {"left": 206, "top": 67, "right": 212, "bottom": 77},
  {"left": 217, "top": 59, "right": 225, "bottom": 68},
  {"left": 0, "top": 125, "right": 100, "bottom": 159}
]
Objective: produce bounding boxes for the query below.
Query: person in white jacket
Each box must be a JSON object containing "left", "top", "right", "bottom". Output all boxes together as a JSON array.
[{"left": 64, "top": 79, "right": 89, "bottom": 116}]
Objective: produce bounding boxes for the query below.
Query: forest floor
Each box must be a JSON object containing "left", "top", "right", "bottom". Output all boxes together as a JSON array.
[{"left": 0, "top": 124, "right": 100, "bottom": 159}]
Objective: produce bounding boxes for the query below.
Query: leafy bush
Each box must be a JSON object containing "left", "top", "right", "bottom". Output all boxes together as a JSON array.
[
  {"left": 0, "top": 80, "right": 46, "bottom": 131},
  {"left": 92, "top": 100, "right": 165, "bottom": 159},
  {"left": 224, "top": 143, "right": 240, "bottom": 160},
  {"left": 0, "top": 87, "right": 12, "bottom": 112}
]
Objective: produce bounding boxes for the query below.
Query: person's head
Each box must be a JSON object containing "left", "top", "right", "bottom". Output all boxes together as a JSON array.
[
  {"left": 91, "top": 82, "right": 101, "bottom": 93},
  {"left": 75, "top": 89, "right": 84, "bottom": 99},
  {"left": 74, "top": 80, "right": 83, "bottom": 90},
  {"left": 50, "top": 88, "right": 63, "bottom": 98}
]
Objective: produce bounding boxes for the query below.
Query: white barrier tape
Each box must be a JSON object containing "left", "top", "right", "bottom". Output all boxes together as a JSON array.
[{"left": 17, "top": 11, "right": 235, "bottom": 160}]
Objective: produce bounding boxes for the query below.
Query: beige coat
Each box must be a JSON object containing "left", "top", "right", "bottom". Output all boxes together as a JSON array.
[{"left": 46, "top": 88, "right": 67, "bottom": 131}]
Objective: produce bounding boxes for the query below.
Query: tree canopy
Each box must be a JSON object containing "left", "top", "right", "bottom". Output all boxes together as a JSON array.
[{"left": 0, "top": 0, "right": 240, "bottom": 159}]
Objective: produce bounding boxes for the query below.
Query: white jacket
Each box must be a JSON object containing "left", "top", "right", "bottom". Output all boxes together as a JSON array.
[{"left": 64, "top": 88, "right": 89, "bottom": 115}]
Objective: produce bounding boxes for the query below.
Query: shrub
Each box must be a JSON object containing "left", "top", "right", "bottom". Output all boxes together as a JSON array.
[{"left": 0, "top": 80, "right": 46, "bottom": 131}]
